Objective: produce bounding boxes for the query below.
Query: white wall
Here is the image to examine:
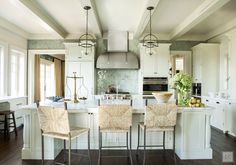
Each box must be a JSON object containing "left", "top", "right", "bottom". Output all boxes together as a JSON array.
[
  {"left": 0, "top": 26, "right": 27, "bottom": 50},
  {"left": 0, "top": 26, "right": 27, "bottom": 96}
]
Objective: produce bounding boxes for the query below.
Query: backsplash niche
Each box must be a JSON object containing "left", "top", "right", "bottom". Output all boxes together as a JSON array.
[{"left": 96, "top": 69, "right": 139, "bottom": 94}]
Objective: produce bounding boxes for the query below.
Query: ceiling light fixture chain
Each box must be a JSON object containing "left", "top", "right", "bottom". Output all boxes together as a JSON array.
[
  {"left": 142, "top": 6, "right": 158, "bottom": 56},
  {"left": 78, "top": 6, "right": 96, "bottom": 56}
]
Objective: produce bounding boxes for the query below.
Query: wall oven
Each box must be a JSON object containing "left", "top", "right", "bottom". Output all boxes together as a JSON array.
[{"left": 143, "top": 77, "right": 168, "bottom": 95}]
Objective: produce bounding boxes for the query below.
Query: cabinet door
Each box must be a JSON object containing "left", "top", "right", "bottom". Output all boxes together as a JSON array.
[
  {"left": 140, "top": 44, "right": 170, "bottom": 77},
  {"left": 65, "top": 62, "right": 81, "bottom": 99},
  {"left": 65, "top": 61, "right": 94, "bottom": 99},
  {"left": 10, "top": 97, "right": 27, "bottom": 127},
  {"left": 192, "top": 49, "right": 202, "bottom": 83},
  {"left": 212, "top": 101, "right": 225, "bottom": 131},
  {"left": 226, "top": 102, "right": 236, "bottom": 136},
  {"left": 65, "top": 43, "right": 94, "bottom": 61},
  {"left": 202, "top": 98, "right": 224, "bottom": 130},
  {"left": 142, "top": 53, "right": 157, "bottom": 77},
  {"left": 79, "top": 62, "right": 94, "bottom": 98},
  {"left": 156, "top": 46, "right": 169, "bottom": 77}
]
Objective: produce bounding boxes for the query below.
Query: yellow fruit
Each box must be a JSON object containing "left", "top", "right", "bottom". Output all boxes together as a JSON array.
[
  {"left": 195, "top": 103, "right": 200, "bottom": 107},
  {"left": 191, "top": 98, "right": 197, "bottom": 104},
  {"left": 197, "top": 99, "right": 201, "bottom": 103}
]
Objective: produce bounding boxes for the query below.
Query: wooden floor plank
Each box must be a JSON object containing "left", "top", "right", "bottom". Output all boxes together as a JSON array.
[{"left": 0, "top": 127, "right": 235, "bottom": 165}]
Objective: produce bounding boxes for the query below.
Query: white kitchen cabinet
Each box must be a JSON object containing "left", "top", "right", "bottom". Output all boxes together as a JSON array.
[
  {"left": 225, "top": 102, "right": 236, "bottom": 136},
  {"left": 202, "top": 97, "right": 225, "bottom": 131},
  {"left": 140, "top": 43, "right": 171, "bottom": 77},
  {"left": 192, "top": 44, "right": 220, "bottom": 96},
  {"left": 64, "top": 42, "right": 95, "bottom": 100},
  {"left": 0, "top": 97, "right": 27, "bottom": 127},
  {"left": 65, "top": 61, "right": 94, "bottom": 100},
  {"left": 64, "top": 43, "right": 94, "bottom": 61}
]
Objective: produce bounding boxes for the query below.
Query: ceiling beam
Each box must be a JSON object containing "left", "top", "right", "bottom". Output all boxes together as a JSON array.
[
  {"left": 206, "top": 17, "right": 236, "bottom": 40},
  {"left": 19, "top": 0, "right": 68, "bottom": 38},
  {"left": 170, "top": 0, "right": 231, "bottom": 40},
  {"left": 79, "top": 0, "right": 102, "bottom": 38},
  {"left": 134, "top": 0, "right": 160, "bottom": 39}
]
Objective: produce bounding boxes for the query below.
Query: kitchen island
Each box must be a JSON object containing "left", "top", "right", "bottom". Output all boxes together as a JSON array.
[{"left": 20, "top": 98, "right": 213, "bottom": 160}]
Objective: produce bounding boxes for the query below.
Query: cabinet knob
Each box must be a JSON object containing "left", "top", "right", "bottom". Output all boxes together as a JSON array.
[
  {"left": 154, "top": 72, "right": 157, "bottom": 74},
  {"left": 216, "top": 101, "right": 220, "bottom": 104}
]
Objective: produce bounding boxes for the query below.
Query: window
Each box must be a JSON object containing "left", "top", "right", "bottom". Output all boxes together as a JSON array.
[
  {"left": 40, "top": 59, "right": 55, "bottom": 101},
  {"left": 175, "top": 57, "right": 184, "bottom": 72},
  {"left": 10, "top": 49, "right": 26, "bottom": 96},
  {"left": 0, "top": 46, "right": 3, "bottom": 96}
]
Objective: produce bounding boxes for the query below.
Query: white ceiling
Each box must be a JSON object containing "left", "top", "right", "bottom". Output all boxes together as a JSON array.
[
  {"left": 95, "top": 0, "right": 146, "bottom": 32},
  {"left": 146, "top": 0, "right": 205, "bottom": 34},
  {"left": 185, "top": 0, "right": 236, "bottom": 35},
  {"left": 0, "top": 0, "right": 235, "bottom": 40},
  {"left": 35, "top": 0, "right": 87, "bottom": 33},
  {"left": 0, "top": 0, "right": 54, "bottom": 34}
]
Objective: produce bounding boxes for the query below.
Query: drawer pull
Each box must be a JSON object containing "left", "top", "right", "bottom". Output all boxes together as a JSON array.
[
  {"left": 16, "top": 103, "right": 22, "bottom": 106},
  {"left": 216, "top": 101, "right": 220, "bottom": 104}
]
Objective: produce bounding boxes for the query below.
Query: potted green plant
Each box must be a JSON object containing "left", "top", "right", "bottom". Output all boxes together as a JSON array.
[{"left": 170, "top": 73, "right": 192, "bottom": 106}]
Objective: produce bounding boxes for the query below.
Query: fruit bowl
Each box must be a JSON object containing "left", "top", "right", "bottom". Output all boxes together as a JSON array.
[{"left": 152, "top": 92, "right": 173, "bottom": 103}]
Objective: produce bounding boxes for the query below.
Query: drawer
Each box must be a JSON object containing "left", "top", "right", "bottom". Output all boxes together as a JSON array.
[{"left": 10, "top": 98, "right": 26, "bottom": 110}]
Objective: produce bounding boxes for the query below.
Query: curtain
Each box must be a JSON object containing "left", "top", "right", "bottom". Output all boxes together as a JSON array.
[
  {"left": 54, "top": 58, "right": 62, "bottom": 96},
  {"left": 34, "top": 55, "right": 41, "bottom": 102}
]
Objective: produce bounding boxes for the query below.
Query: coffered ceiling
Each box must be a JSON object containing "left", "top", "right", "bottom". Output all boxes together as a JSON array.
[{"left": 0, "top": 0, "right": 235, "bottom": 41}]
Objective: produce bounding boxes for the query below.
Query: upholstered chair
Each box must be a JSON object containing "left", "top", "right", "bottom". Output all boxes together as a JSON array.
[
  {"left": 136, "top": 103, "right": 177, "bottom": 165},
  {"left": 98, "top": 104, "right": 133, "bottom": 165},
  {"left": 37, "top": 106, "right": 91, "bottom": 165}
]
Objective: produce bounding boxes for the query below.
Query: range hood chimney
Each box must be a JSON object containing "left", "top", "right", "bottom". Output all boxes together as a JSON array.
[{"left": 96, "top": 31, "right": 139, "bottom": 69}]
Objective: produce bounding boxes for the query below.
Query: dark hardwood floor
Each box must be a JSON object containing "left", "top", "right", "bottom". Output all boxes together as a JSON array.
[{"left": 0, "top": 127, "right": 235, "bottom": 165}]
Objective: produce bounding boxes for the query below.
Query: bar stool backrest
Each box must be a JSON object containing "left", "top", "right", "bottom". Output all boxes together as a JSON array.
[
  {"left": 99, "top": 105, "right": 132, "bottom": 130},
  {"left": 0, "top": 102, "right": 10, "bottom": 111},
  {"left": 145, "top": 104, "right": 177, "bottom": 128},
  {"left": 38, "top": 106, "right": 70, "bottom": 134}
]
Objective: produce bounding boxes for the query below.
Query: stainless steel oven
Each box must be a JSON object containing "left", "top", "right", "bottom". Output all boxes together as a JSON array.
[{"left": 143, "top": 77, "right": 168, "bottom": 95}]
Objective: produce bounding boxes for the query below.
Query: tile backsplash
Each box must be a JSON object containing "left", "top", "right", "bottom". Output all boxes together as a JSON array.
[{"left": 96, "top": 69, "right": 139, "bottom": 94}]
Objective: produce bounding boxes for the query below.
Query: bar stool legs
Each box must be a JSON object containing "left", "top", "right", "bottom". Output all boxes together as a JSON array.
[
  {"left": 12, "top": 113, "right": 17, "bottom": 136},
  {"left": 0, "top": 111, "right": 17, "bottom": 139},
  {"left": 143, "top": 126, "right": 146, "bottom": 165},
  {"left": 41, "top": 131, "right": 44, "bottom": 165},
  {"left": 98, "top": 126, "right": 133, "bottom": 165},
  {"left": 136, "top": 125, "right": 176, "bottom": 165},
  {"left": 136, "top": 124, "right": 140, "bottom": 156},
  {"left": 88, "top": 130, "right": 92, "bottom": 165},
  {"left": 173, "top": 126, "right": 176, "bottom": 162}
]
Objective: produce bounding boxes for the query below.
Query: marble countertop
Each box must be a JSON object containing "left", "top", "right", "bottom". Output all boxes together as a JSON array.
[
  {"left": 194, "top": 95, "right": 236, "bottom": 103},
  {"left": 0, "top": 96, "right": 27, "bottom": 101},
  {"left": 21, "top": 95, "right": 213, "bottom": 115}
]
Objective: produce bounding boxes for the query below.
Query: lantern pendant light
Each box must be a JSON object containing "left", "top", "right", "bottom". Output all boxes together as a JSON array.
[
  {"left": 78, "top": 6, "right": 96, "bottom": 55},
  {"left": 142, "top": 6, "right": 158, "bottom": 55}
]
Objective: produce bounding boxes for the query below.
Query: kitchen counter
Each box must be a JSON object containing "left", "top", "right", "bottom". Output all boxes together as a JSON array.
[{"left": 21, "top": 97, "right": 213, "bottom": 160}]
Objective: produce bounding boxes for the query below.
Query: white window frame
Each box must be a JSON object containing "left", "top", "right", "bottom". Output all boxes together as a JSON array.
[
  {"left": 0, "top": 41, "right": 8, "bottom": 97},
  {"left": 9, "top": 46, "right": 27, "bottom": 96},
  {"left": 27, "top": 49, "right": 65, "bottom": 104},
  {"left": 40, "top": 58, "right": 55, "bottom": 101}
]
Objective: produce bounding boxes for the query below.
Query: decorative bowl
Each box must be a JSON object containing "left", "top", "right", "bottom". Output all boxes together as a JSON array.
[{"left": 152, "top": 92, "right": 173, "bottom": 103}]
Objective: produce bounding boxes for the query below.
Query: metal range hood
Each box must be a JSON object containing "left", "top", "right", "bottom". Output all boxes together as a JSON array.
[{"left": 96, "top": 31, "right": 139, "bottom": 69}]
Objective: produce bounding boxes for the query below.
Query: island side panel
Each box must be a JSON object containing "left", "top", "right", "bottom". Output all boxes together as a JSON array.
[{"left": 175, "top": 109, "right": 213, "bottom": 159}]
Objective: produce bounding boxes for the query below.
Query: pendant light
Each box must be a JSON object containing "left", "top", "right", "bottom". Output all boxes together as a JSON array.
[
  {"left": 142, "top": 6, "right": 158, "bottom": 55},
  {"left": 78, "top": 6, "right": 96, "bottom": 55}
]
